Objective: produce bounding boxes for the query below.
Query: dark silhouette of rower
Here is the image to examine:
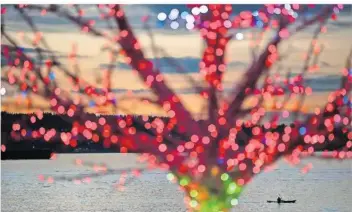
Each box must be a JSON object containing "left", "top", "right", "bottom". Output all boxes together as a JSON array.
[{"left": 277, "top": 195, "right": 282, "bottom": 203}]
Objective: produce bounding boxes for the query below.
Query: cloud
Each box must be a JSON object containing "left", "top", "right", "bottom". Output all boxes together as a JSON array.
[
  {"left": 3, "top": 5, "right": 180, "bottom": 32},
  {"left": 1, "top": 45, "right": 89, "bottom": 67},
  {"left": 98, "top": 57, "right": 248, "bottom": 73},
  {"left": 69, "top": 72, "right": 344, "bottom": 97},
  {"left": 304, "top": 75, "right": 344, "bottom": 92}
]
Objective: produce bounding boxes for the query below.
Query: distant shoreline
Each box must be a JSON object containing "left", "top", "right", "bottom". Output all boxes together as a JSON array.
[{"left": 1, "top": 111, "right": 348, "bottom": 157}]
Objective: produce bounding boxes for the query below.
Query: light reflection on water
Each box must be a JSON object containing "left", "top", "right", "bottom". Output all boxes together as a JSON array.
[{"left": 1, "top": 153, "right": 351, "bottom": 212}]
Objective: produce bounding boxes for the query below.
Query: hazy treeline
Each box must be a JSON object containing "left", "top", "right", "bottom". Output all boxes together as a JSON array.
[{"left": 1, "top": 112, "right": 348, "bottom": 153}]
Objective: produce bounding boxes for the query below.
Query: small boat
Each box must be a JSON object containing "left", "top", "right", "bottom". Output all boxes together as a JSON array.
[{"left": 267, "top": 200, "right": 296, "bottom": 203}]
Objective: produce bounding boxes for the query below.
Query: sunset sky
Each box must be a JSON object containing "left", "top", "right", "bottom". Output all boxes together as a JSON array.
[{"left": 1, "top": 5, "right": 352, "bottom": 118}]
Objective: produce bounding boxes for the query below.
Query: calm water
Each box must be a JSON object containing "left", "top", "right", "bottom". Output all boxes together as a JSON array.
[{"left": 1, "top": 153, "right": 351, "bottom": 212}]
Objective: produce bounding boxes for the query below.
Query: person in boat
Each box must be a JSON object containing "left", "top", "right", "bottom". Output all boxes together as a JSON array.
[{"left": 277, "top": 195, "right": 282, "bottom": 203}]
